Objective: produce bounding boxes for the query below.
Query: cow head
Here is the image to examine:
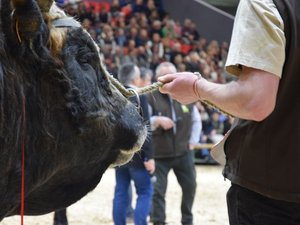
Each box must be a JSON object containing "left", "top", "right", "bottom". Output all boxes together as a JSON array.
[{"left": 0, "top": 0, "right": 147, "bottom": 219}]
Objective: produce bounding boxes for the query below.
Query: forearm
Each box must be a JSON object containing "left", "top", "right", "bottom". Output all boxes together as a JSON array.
[
  {"left": 197, "top": 80, "right": 254, "bottom": 120},
  {"left": 158, "top": 68, "right": 279, "bottom": 121},
  {"left": 197, "top": 69, "right": 279, "bottom": 121}
]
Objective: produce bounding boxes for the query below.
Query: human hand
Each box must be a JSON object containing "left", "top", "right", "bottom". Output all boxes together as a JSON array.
[
  {"left": 189, "top": 143, "right": 196, "bottom": 151},
  {"left": 158, "top": 72, "right": 202, "bottom": 104},
  {"left": 156, "top": 116, "right": 174, "bottom": 130},
  {"left": 144, "top": 159, "right": 155, "bottom": 174}
]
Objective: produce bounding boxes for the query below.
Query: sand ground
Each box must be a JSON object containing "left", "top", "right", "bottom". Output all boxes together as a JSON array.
[{"left": 1, "top": 165, "right": 230, "bottom": 225}]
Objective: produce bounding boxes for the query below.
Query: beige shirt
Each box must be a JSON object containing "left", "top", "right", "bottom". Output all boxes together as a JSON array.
[{"left": 225, "top": 0, "right": 286, "bottom": 78}]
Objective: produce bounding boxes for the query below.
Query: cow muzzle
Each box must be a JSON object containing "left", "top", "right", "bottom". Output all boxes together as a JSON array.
[{"left": 108, "top": 95, "right": 147, "bottom": 167}]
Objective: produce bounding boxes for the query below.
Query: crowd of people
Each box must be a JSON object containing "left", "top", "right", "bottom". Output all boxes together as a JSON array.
[
  {"left": 64, "top": 0, "right": 231, "bottom": 82},
  {"left": 61, "top": 0, "right": 233, "bottom": 161}
]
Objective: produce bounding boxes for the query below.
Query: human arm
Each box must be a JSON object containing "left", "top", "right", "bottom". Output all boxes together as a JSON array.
[
  {"left": 148, "top": 102, "right": 175, "bottom": 130},
  {"left": 138, "top": 95, "right": 156, "bottom": 174},
  {"left": 159, "top": 0, "right": 286, "bottom": 122},
  {"left": 144, "top": 159, "right": 155, "bottom": 174},
  {"left": 159, "top": 67, "right": 280, "bottom": 121},
  {"left": 150, "top": 115, "right": 174, "bottom": 130}
]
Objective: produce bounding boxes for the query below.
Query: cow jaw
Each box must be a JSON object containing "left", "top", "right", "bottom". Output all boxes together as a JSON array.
[{"left": 110, "top": 126, "right": 147, "bottom": 167}]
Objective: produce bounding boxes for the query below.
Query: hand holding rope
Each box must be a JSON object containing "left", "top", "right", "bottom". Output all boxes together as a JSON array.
[{"left": 106, "top": 71, "right": 234, "bottom": 118}]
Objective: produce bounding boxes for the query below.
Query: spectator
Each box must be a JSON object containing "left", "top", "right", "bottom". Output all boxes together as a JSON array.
[
  {"left": 98, "top": 6, "right": 111, "bottom": 24},
  {"left": 127, "top": 27, "right": 139, "bottom": 45},
  {"left": 136, "top": 46, "right": 151, "bottom": 68},
  {"left": 161, "top": 19, "right": 176, "bottom": 40},
  {"left": 185, "top": 51, "right": 202, "bottom": 73},
  {"left": 149, "top": 33, "right": 164, "bottom": 60},
  {"left": 140, "top": 67, "right": 154, "bottom": 87},
  {"left": 147, "top": 62, "right": 201, "bottom": 225},
  {"left": 113, "top": 63, "right": 155, "bottom": 225},
  {"left": 121, "top": 3, "right": 133, "bottom": 20},
  {"left": 137, "top": 12, "right": 149, "bottom": 28},
  {"left": 132, "top": 0, "right": 147, "bottom": 13},
  {"left": 181, "top": 18, "right": 193, "bottom": 41},
  {"left": 177, "top": 62, "right": 187, "bottom": 72},
  {"left": 195, "top": 37, "right": 207, "bottom": 54},
  {"left": 121, "top": 39, "right": 138, "bottom": 65},
  {"left": 115, "top": 28, "right": 127, "bottom": 47},
  {"left": 110, "top": 0, "right": 121, "bottom": 18},
  {"left": 150, "top": 20, "right": 163, "bottom": 37},
  {"left": 136, "top": 28, "right": 150, "bottom": 47},
  {"left": 145, "top": 0, "right": 157, "bottom": 18},
  {"left": 169, "top": 42, "right": 183, "bottom": 65},
  {"left": 77, "top": 1, "right": 95, "bottom": 24}
]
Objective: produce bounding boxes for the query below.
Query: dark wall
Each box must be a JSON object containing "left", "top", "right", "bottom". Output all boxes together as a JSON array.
[{"left": 163, "top": 0, "right": 235, "bottom": 43}]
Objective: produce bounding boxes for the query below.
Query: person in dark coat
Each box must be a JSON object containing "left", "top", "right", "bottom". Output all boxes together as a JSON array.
[{"left": 113, "top": 63, "right": 155, "bottom": 225}]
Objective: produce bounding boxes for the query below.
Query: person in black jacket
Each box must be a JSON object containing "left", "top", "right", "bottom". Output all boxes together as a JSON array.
[{"left": 112, "top": 63, "right": 155, "bottom": 225}]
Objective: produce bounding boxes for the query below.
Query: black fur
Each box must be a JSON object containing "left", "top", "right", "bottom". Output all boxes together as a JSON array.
[{"left": 0, "top": 0, "right": 145, "bottom": 220}]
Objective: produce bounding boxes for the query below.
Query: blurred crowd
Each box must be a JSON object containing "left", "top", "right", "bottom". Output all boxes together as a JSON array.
[{"left": 62, "top": 0, "right": 235, "bottom": 161}]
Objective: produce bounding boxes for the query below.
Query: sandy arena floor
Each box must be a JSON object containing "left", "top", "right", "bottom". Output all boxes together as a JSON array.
[{"left": 1, "top": 165, "right": 230, "bottom": 225}]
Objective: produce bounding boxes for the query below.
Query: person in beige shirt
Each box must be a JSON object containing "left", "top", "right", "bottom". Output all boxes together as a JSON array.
[
  {"left": 159, "top": 0, "right": 285, "bottom": 117},
  {"left": 156, "top": 0, "right": 300, "bottom": 224}
]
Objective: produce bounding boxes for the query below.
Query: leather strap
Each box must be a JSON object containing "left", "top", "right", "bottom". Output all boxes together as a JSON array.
[{"left": 52, "top": 17, "right": 81, "bottom": 28}]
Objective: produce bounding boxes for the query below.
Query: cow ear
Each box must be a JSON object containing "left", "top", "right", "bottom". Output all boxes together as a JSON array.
[{"left": 36, "top": 0, "right": 53, "bottom": 12}]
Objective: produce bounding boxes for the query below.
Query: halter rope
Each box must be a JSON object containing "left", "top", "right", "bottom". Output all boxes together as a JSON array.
[{"left": 106, "top": 70, "right": 234, "bottom": 117}]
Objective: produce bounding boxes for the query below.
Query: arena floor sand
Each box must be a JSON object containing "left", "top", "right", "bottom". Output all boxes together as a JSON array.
[{"left": 1, "top": 165, "right": 230, "bottom": 225}]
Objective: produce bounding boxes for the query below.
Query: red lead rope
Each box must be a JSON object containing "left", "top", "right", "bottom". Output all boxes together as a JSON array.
[{"left": 20, "top": 96, "right": 26, "bottom": 225}]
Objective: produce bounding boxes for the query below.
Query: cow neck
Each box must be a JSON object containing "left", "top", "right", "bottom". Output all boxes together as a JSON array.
[{"left": 20, "top": 95, "right": 26, "bottom": 225}]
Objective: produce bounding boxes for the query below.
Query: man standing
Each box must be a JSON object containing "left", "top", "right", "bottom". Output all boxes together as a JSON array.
[
  {"left": 148, "top": 62, "right": 201, "bottom": 225},
  {"left": 157, "top": 1, "right": 300, "bottom": 224},
  {"left": 113, "top": 63, "right": 155, "bottom": 225}
]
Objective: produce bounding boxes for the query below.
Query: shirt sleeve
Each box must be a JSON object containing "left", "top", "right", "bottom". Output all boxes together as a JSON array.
[
  {"left": 189, "top": 105, "right": 202, "bottom": 144},
  {"left": 225, "top": 0, "right": 286, "bottom": 77}
]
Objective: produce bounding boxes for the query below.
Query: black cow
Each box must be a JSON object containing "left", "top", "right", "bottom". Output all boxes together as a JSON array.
[{"left": 0, "top": 0, "right": 147, "bottom": 220}]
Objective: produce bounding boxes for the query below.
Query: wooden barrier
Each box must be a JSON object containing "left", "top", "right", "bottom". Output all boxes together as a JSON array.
[
  {"left": 192, "top": 143, "right": 219, "bottom": 164},
  {"left": 192, "top": 143, "right": 214, "bottom": 150}
]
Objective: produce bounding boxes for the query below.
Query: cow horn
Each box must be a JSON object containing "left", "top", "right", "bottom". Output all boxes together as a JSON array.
[{"left": 11, "top": 0, "right": 49, "bottom": 44}]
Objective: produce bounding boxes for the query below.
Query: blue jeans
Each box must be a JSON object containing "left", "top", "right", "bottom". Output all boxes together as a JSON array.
[
  {"left": 227, "top": 184, "right": 300, "bottom": 225},
  {"left": 113, "top": 167, "right": 153, "bottom": 225}
]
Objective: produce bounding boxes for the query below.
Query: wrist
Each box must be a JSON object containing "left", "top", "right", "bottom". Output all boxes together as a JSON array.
[{"left": 193, "top": 77, "right": 202, "bottom": 100}]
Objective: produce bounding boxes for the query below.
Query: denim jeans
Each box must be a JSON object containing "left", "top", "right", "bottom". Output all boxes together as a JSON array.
[
  {"left": 151, "top": 151, "right": 196, "bottom": 225},
  {"left": 113, "top": 166, "right": 153, "bottom": 225},
  {"left": 227, "top": 184, "right": 300, "bottom": 225}
]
